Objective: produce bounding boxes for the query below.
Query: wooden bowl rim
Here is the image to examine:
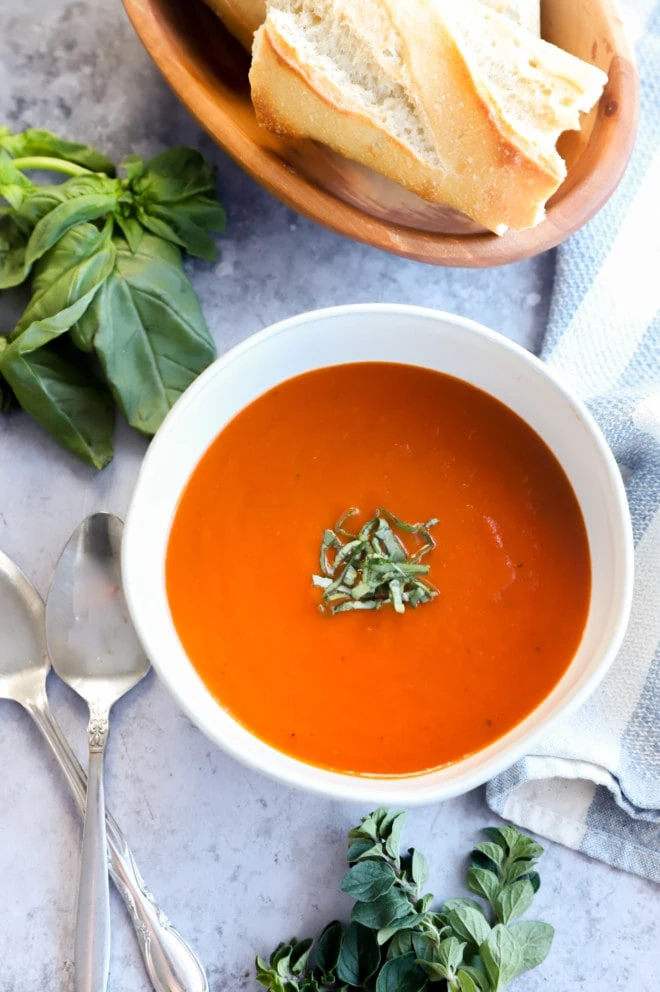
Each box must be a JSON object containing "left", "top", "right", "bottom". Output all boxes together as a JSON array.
[{"left": 123, "top": 0, "right": 639, "bottom": 268}]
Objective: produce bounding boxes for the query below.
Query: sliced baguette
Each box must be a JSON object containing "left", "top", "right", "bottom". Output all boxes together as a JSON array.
[
  {"left": 205, "top": 0, "right": 541, "bottom": 50},
  {"left": 482, "top": 0, "right": 540, "bottom": 35},
  {"left": 250, "top": 0, "right": 606, "bottom": 233}
]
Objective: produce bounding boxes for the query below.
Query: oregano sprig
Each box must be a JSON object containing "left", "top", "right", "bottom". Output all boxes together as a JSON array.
[{"left": 256, "top": 811, "right": 554, "bottom": 992}]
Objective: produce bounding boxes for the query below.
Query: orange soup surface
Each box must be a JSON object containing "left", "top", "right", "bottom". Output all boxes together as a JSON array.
[{"left": 166, "top": 363, "right": 590, "bottom": 776}]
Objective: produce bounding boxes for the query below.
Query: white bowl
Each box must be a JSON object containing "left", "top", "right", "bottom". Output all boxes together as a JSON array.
[{"left": 123, "top": 304, "right": 634, "bottom": 805}]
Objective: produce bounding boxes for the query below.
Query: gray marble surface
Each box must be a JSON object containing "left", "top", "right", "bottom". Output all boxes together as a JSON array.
[{"left": 0, "top": 2, "right": 658, "bottom": 990}]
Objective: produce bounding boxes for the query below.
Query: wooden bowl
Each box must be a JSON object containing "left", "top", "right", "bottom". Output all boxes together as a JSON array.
[{"left": 122, "top": 0, "right": 639, "bottom": 267}]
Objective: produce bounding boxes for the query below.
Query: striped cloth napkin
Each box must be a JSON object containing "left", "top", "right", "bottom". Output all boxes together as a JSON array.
[{"left": 487, "top": 0, "right": 660, "bottom": 881}]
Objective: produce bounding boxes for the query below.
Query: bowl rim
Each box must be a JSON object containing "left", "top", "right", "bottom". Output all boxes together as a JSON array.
[
  {"left": 122, "top": 0, "right": 639, "bottom": 268},
  {"left": 123, "top": 303, "right": 635, "bottom": 804}
]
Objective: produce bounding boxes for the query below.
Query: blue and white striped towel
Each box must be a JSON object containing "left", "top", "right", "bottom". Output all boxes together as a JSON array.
[{"left": 487, "top": 0, "right": 660, "bottom": 882}]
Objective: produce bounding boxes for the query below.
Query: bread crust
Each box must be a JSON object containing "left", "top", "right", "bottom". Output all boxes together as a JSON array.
[{"left": 250, "top": 9, "right": 566, "bottom": 232}]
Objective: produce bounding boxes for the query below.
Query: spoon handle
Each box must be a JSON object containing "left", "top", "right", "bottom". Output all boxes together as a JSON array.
[
  {"left": 26, "top": 693, "right": 209, "bottom": 992},
  {"left": 76, "top": 716, "right": 112, "bottom": 992}
]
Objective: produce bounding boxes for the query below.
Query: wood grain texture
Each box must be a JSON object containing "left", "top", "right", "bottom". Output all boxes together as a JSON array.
[{"left": 122, "top": 0, "right": 639, "bottom": 268}]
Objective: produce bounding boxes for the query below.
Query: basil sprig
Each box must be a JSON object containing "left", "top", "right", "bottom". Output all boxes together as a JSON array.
[
  {"left": 256, "top": 810, "right": 554, "bottom": 992},
  {"left": 0, "top": 127, "right": 225, "bottom": 467},
  {"left": 313, "top": 509, "right": 439, "bottom": 615}
]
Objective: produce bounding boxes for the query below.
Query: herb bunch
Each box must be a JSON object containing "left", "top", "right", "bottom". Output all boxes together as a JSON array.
[
  {"left": 257, "top": 810, "right": 554, "bottom": 992},
  {"left": 0, "top": 127, "right": 226, "bottom": 467},
  {"left": 313, "top": 509, "right": 439, "bottom": 615}
]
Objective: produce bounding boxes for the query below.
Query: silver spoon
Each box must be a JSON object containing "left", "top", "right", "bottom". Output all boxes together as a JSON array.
[
  {"left": 0, "top": 546, "right": 208, "bottom": 992},
  {"left": 43, "top": 515, "right": 176, "bottom": 992}
]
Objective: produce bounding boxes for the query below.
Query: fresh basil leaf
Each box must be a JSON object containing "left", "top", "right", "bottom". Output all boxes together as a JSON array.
[
  {"left": 336, "top": 922, "right": 380, "bottom": 987},
  {"left": 15, "top": 185, "right": 69, "bottom": 229},
  {"left": 135, "top": 203, "right": 217, "bottom": 261},
  {"left": 444, "top": 905, "right": 491, "bottom": 950},
  {"left": 12, "top": 222, "right": 115, "bottom": 353},
  {"left": 0, "top": 128, "right": 116, "bottom": 175},
  {"left": 113, "top": 213, "right": 144, "bottom": 254},
  {"left": 376, "top": 953, "right": 427, "bottom": 992},
  {"left": 341, "top": 861, "right": 397, "bottom": 903},
  {"left": 25, "top": 190, "right": 119, "bottom": 266},
  {"left": 314, "top": 921, "right": 343, "bottom": 975},
  {"left": 351, "top": 889, "right": 413, "bottom": 930},
  {"left": 456, "top": 970, "right": 481, "bottom": 992},
  {"left": 410, "top": 849, "right": 429, "bottom": 888},
  {"left": 134, "top": 147, "right": 218, "bottom": 202},
  {"left": 0, "top": 150, "right": 34, "bottom": 209},
  {"left": 0, "top": 211, "right": 28, "bottom": 288},
  {"left": 0, "top": 344, "right": 114, "bottom": 468},
  {"left": 466, "top": 868, "right": 499, "bottom": 907},
  {"left": 129, "top": 147, "right": 225, "bottom": 261},
  {"left": 493, "top": 880, "right": 534, "bottom": 925},
  {"left": 479, "top": 925, "right": 523, "bottom": 992},
  {"left": 15, "top": 174, "right": 117, "bottom": 233},
  {"left": 384, "top": 813, "right": 406, "bottom": 859},
  {"left": 508, "top": 921, "right": 554, "bottom": 974},
  {"left": 77, "top": 234, "right": 215, "bottom": 435}
]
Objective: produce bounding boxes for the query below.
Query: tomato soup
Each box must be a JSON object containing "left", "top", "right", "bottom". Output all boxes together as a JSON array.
[{"left": 166, "top": 363, "right": 590, "bottom": 776}]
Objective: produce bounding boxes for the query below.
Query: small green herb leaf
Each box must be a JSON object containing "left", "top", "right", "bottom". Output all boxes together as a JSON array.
[
  {"left": 493, "top": 880, "right": 534, "bottom": 925},
  {"left": 336, "top": 922, "right": 380, "bottom": 987},
  {"left": 351, "top": 889, "right": 414, "bottom": 930},
  {"left": 466, "top": 868, "right": 499, "bottom": 907},
  {"left": 479, "top": 925, "right": 523, "bottom": 992},
  {"left": 410, "top": 849, "right": 429, "bottom": 889},
  {"left": 456, "top": 970, "right": 481, "bottom": 992},
  {"left": 376, "top": 953, "right": 427, "bottom": 992},
  {"left": 508, "top": 921, "right": 554, "bottom": 973},
  {"left": 444, "top": 905, "right": 491, "bottom": 950},
  {"left": 313, "top": 921, "right": 343, "bottom": 976},
  {"left": 341, "top": 860, "right": 397, "bottom": 903}
]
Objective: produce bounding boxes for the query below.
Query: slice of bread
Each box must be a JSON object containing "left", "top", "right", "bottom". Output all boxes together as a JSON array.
[
  {"left": 205, "top": 0, "right": 541, "bottom": 50},
  {"left": 482, "top": 0, "right": 540, "bottom": 35},
  {"left": 250, "top": 0, "right": 606, "bottom": 233}
]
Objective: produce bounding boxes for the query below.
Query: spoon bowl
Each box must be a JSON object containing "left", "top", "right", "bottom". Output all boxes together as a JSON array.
[
  {"left": 45, "top": 513, "right": 150, "bottom": 700},
  {"left": 0, "top": 551, "right": 49, "bottom": 699}
]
